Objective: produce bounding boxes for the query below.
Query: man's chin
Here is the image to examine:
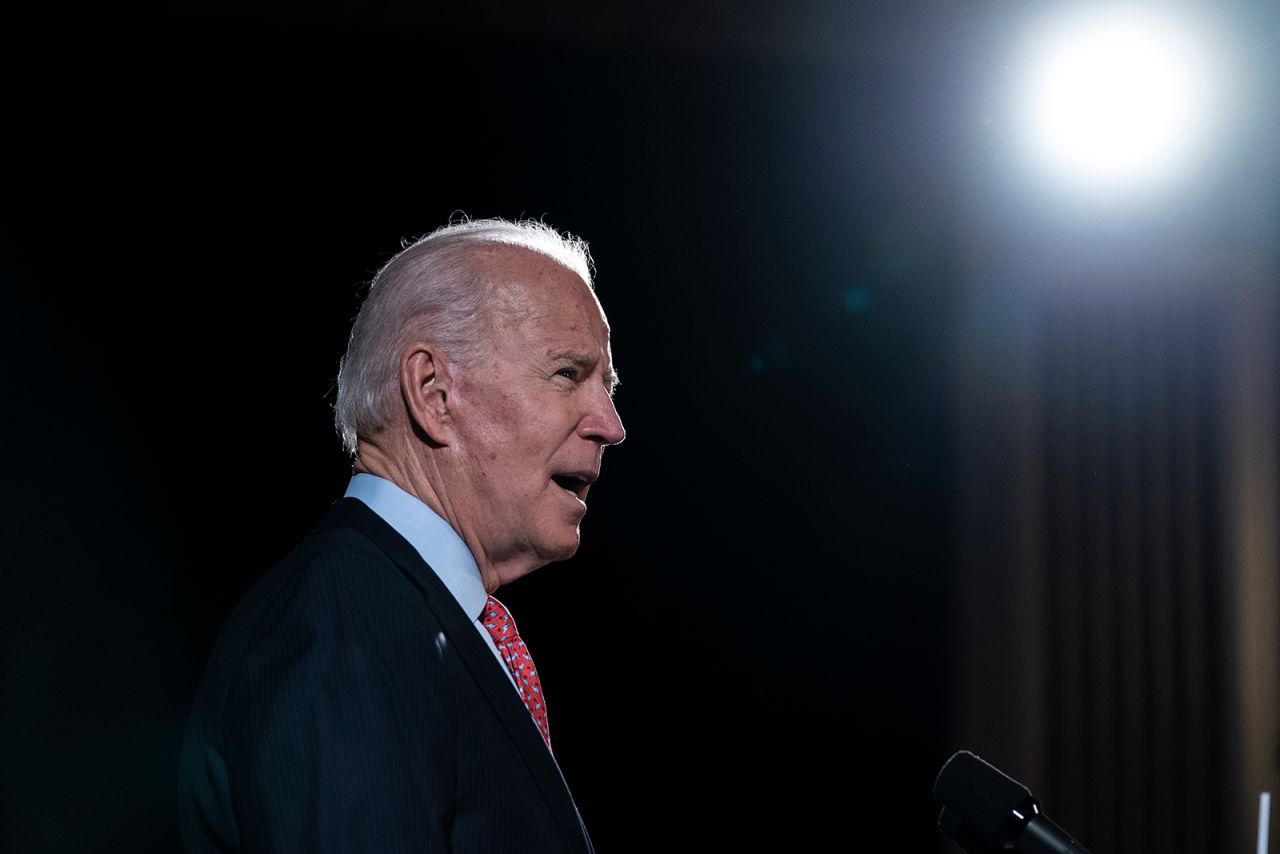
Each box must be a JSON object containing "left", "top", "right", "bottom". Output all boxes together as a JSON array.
[{"left": 538, "top": 528, "right": 582, "bottom": 564}]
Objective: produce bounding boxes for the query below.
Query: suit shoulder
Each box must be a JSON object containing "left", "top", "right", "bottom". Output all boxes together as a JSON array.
[
  {"left": 243, "top": 523, "right": 436, "bottom": 641},
  {"left": 193, "top": 519, "right": 443, "bottom": 700}
]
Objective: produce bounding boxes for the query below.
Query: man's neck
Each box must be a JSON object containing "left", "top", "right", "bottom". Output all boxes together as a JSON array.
[{"left": 353, "top": 439, "right": 533, "bottom": 592}]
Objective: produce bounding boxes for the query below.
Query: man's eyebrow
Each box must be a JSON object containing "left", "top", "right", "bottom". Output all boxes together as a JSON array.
[
  {"left": 549, "top": 350, "right": 597, "bottom": 369},
  {"left": 550, "top": 350, "right": 620, "bottom": 392}
]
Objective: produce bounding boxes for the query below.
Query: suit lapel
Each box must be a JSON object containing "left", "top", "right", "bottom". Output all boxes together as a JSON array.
[{"left": 318, "top": 498, "right": 592, "bottom": 853}]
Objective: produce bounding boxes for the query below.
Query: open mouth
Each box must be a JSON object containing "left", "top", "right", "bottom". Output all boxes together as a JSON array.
[{"left": 551, "top": 474, "right": 593, "bottom": 500}]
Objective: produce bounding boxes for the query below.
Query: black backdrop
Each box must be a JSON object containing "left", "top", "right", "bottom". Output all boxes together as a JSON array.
[{"left": 4, "top": 10, "right": 961, "bottom": 852}]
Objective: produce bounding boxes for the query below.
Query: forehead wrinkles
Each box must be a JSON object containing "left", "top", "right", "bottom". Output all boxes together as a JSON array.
[
  {"left": 469, "top": 248, "right": 614, "bottom": 375},
  {"left": 480, "top": 247, "right": 586, "bottom": 319},
  {"left": 495, "top": 272, "right": 606, "bottom": 339}
]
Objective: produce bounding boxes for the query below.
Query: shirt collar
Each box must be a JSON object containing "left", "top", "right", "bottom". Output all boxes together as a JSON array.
[{"left": 343, "top": 472, "right": 488, "bottom": 622}]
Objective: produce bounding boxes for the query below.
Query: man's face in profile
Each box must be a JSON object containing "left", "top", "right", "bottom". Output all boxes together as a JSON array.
[{"left": 447, "top": 247, "right": 625, "bottom": 582}]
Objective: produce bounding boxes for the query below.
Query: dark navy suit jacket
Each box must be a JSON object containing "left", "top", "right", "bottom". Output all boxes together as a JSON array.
[{"left": 178, "top": 498, "right": 594, "bottom": 853}]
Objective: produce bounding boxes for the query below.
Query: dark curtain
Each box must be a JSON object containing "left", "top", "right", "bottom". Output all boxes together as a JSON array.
[{"left": 949, "top": 252, "right": 1279, "bottom": 854}]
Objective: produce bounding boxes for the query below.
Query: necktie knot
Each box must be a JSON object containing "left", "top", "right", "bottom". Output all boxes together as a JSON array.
[{"left": 482, "top": 595, "right": 551, "bottom": 750}]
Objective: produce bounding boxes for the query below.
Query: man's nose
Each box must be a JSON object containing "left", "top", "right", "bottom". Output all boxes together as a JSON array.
[{"left": 580, "top": 393, "right": 626, "bottom": 446}]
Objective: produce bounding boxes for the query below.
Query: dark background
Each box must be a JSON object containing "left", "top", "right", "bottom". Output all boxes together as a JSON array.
[{"left": 4, "top": 4, "right": 1274, "bottom": 853}]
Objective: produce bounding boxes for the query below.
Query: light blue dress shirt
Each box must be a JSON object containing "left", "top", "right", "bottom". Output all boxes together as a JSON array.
[{"left": 343, "top": 472, "right": 516, "bottom": 687}]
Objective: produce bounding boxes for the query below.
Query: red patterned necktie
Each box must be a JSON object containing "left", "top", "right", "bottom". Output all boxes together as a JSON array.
[{"left": 481, "top": 595, "right": 552, "bottom": 751}]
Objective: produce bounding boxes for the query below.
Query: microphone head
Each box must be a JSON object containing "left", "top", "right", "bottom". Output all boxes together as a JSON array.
[{"left": 933, "top": 750, "right": 1037, "bottom": 851}]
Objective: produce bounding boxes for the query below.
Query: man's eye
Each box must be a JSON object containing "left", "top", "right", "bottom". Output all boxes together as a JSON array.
[{"left": 556, "top": 368, "right": 579, "bottom": 381}]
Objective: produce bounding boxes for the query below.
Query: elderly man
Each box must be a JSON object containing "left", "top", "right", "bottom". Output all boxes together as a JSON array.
[{"left": 179, "top": 218, "right": 625, "bottom": 853}]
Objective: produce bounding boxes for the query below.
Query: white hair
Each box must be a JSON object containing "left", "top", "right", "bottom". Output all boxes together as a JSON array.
[{"left": 334, "top": 217, "right": 595, "bottom": 457}]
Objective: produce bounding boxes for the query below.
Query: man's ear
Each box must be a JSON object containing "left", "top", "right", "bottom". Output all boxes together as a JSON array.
[{"left": 401, "top": 343, "right": 456, "bottom": 445}]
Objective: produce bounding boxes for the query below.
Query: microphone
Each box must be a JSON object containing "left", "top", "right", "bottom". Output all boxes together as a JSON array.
[{"left": 933, "top": 750, "right": 1093, "bottom": 854}]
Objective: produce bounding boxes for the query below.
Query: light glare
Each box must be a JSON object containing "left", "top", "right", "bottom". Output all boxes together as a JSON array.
[{"left": 1016, "top": 4, "right": 1220, "bottom": 198}]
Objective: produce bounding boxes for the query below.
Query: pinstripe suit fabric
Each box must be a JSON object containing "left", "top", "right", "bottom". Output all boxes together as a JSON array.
[{"left": 178, "top": 498, "right": 593, "bottom": 854}]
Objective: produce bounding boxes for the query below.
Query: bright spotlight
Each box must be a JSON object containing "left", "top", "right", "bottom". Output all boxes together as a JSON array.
[{"left": 1013, "top": 3, "right": 1225, "bottom": 200}]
